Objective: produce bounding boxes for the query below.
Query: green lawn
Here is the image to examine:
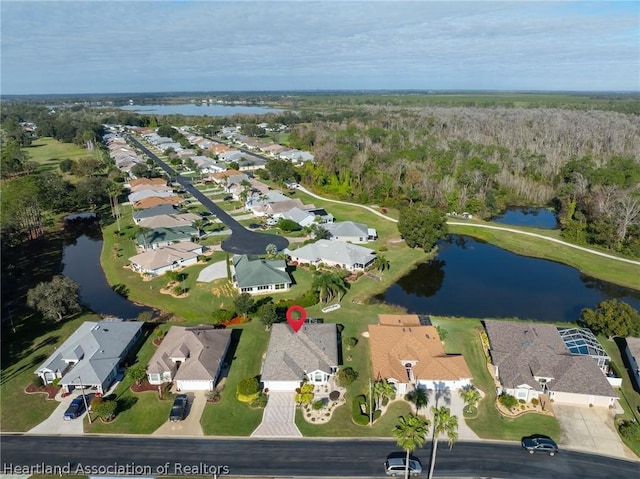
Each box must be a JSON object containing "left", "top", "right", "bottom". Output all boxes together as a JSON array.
[
  {"left": 200, "top": 321, "right": 269, "bottom": 435},
  {"left": 24, "top": 137, "right": 94, "bottom": 172},
  {"left": 0, "top": 312, "right": 101, "bottom": 432},
  {"left": 448, "top": 222, "right": 640, "bottom": 290},
  {"left": 432, "top": 317, "right": 562, "bottom": 441}
]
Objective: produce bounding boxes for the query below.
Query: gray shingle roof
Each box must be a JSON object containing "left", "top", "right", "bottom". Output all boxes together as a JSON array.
[
  {"left": 36, "top": 320, "right": 143, "bottom": 387},
  {"left": 324, "top": 221, "right": 368, "bottom": 238},
  {"left": 133, "top": 205, "right": 179, "bottom": 221},
  {"left": 232, "top": 255, "right": 292, "bottom": 288},
  {"left": 262, "top": 324, "right": 338, "bottom": 382},
  {"left": 484, "top": 320, "right": 616, "bottom": 398}
]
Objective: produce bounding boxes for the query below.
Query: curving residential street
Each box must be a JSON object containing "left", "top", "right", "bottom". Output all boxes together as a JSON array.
[{"left": 128, "top": 136, "right": 289, "bottom": 255}]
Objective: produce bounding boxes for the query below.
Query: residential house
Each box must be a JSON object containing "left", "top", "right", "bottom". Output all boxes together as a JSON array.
[
  {"left": 147, "top": 326, "right": 232, "bottom": 391},
  {"left": 624, "top": 337, "right": 640, "bottom": 391},
  {"left": 324, "top": 221, "right": 377, "bottom": 244},
  {"left": 368, "top": 314, "right": 472, "bottom": 394},
  {"left": 305, "top": 207, "right": 334, "bottom": 224},
  {"left": 261, "top": 323, "right": 338, "bottom": 391},
  {"left": 129, "top": 242, "right": 204, "bottom": 276},
  {"left": 262, "top": 199, "right": 310, "bottom": 218},
  {"left": 133, "top": 205, "right": 180, "bottom": 224},
  {"left": 484, "top": 320, "right": 617, "bottom": 407},
  {"left": 128, "top": 177, "right": 168, "bottom": 189},
  {"left": 35, "top": 319, "right": 143, "bottom": 395},
  {"left": 279, "top": 149, "right": 315, "bottom": 163},
  {"left": 287, "top": 239, "right": 376, "bottom": 271},
  {"left": 136, "top": 226, "right": 199, "bottom": 251},
  {"left": 127, "top": 189, "right": 176, "bottom": 204},
  {"left": 129, "top": 183, "right": 174, "bottom": 193},
  {"left": 133, "top": 196, "right": 183, "bottom": 209},
  {"left": 137, "top": 213, "right": 200, "bottom": 229},
  {"left": 232, "top": 254, "right": 292, "bottom": 295},
  {"left": 280, "top": 207, "right": 317, "bottom": 228}
]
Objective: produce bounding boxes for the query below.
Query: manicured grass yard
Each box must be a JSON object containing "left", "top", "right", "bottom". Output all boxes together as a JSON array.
[{"left": 201, "top": 320, "right": 269, "bottom": 435}]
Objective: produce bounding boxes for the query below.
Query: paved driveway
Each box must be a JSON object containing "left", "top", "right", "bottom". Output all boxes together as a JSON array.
[
  {"left": 196, "top": 260, "right": 228, "bottom": 283},
  {"left": 251, "top": 391, "right": 301, "bottom": 437},
  {"left": 152, "top": 391, "right": 205, "bottom": 436},
  {"left": 553, "top": 404, "right": 633, "bottom": 459},
  {"left": 27, "top": 393, "right": 91, "bottom": 435}
]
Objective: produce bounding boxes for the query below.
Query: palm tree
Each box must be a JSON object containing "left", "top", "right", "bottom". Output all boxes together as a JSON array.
[
  {"left": 459, "top": 385, "right": 481, "bottom": 414},
  {"left": 374, "top": 379, "right": 396, "bottom": 410},
  {"left": 373, "top": 254, "right": 390, "bottom": 272},
  {"left": 406, "top": 385, "right": 429, "bottom": 415},
  {"left": 311, "top": 271, "right": 348, "bottom": 303},
  {"left": 392, "top": 414, "right": 430, "bottom": 479},
  {"left": 265, "top": 243, "right": 277, "bottom": 259},
  {"left": 428, "top": 406, "right": 459, "bottom": 479}
]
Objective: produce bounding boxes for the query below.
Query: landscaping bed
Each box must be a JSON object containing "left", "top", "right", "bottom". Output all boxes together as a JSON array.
[{"left": 24, "top": 383, "right": 60, "bottom": 400}]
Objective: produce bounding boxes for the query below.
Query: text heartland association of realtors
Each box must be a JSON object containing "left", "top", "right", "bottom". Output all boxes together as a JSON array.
[{"left": 2, "top": 461, "right": 230, "bottom": 476}]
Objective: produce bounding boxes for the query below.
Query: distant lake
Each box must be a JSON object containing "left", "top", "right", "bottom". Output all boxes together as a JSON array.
[
  {"left": 375, "top": 235, "right": 640, "bottom": 322},
  {"left": 120, "top": 103, "right": 285, "bottom": 116},
  {"left": 492, "top": 207, "right": 559, "bottom": 229}
]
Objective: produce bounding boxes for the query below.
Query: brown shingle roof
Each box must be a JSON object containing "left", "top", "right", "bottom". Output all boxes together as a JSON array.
[
  {"left": 129, "top": 177, "right": 167, "bottom": 188},
  {"left": 133, "top": 196, "right": 183, "bottom": 209},
  {"left": 378, "top": 314, "right": 421, "bottom": 326},
  {"left": 368, "top": 315, "right": 471, "bottom": 383}
]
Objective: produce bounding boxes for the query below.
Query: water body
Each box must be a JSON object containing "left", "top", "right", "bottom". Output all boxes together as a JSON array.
[
  {"left": 492, "top": 207, "right": 559, "bottom": 229},
  {"left": 120, "top": 103, "right": 285, "bottom": 116},
  {"left": 62, "top": 219, "right": 149, "bottom": 319},
  {"left": 375, "top": 235, "right": 640, "bottom": 322}
]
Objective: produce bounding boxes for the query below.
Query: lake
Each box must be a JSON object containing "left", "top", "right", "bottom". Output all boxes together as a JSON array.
[
  {"left": 375, "top": 235, "right": 640, "bottom": 322},
  {"left": 492, "top": 207, "right": 559, "bottom": 229},
  {"left": 120, "top": 103, "right": 285, "bottom": 116},
  {"left": 62, "top": 219, "right": 149, "bottom": 319}
]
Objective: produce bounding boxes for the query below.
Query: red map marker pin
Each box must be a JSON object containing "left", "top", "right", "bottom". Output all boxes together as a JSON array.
[{"left": 286, "top": 305, "right": 307, "bottom": 333}]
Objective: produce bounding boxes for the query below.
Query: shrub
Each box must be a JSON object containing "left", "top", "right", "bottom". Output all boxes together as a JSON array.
[
  {"left": 295, "top": 383, "right": 314, "bottom": 405},
  {"left": 329, "top": 390, "right": 340, "bottom": 402},
  {"left": 308, "top": 264, "right": 316, "bottom": 271},
  {"left": 373, "top": 409, "right": 382, "bottom": 421},
  {"left": 518, "top": 399, "right": 525, "bottom": 404},
  {"left": 344, "top": 337, "right": 358, "bottom": 348},
  {"left": 312, "top": 400, "right": 325, "bottom": 410},
  {"left": 335, "top": 367, "right": 358, "bottom": 386},
  {"left": 531, "top": 398, "right": 539, "bottom": 406},
  {"left": 173, "top": 284, "right": 187, "bottom": 295},
  {"left": 211, "top": 309, "right": 235, "bottom": 324},
  {"left": 499, "top": 393, "right": 518, "bottom": 409},
  {"left": 237, "top": 377, "right": 259, "bottom": 396},
  {"left": 32, "top": 376, "right": 44, "bottom": 388},
  {"left": 619, "top": 420, "right": 640, "bottom": 442},
  {"left": 251, "top": 393, "right": 268, "bottom": 408},
  {"left": 138, "top": 311, "right": 154, "bottom": 322},
  {"left": 295, "top": 289, "right": 319, "bottom": 308},
  {"left": 378, "top": 245, "right": 388, "bottom": 251},
  {"left": 52, "top": 378, "right": 61, "bottom": 387},
  {"left": 352, "top": 395, "right": 370, "bottom": 425},
  {"left": 93, "top": 398, "right": 117, "bottom": 420}
]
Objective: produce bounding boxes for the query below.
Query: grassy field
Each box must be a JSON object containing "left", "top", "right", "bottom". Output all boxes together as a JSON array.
[
  {"left": 448, "top": 221, "right": 640, "bottom": 291},
  {"left": 24, "top": 137, "right": 94, "bottom": 172}
]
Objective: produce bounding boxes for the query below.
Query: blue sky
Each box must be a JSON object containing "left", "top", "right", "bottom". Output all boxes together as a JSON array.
[{"left": 1, "top": 0, "right": 638, "bottom": 94}]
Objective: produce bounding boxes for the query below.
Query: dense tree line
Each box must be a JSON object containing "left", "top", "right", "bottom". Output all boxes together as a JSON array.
[{"left": 286, "top": 106, "right": 639, "bottom": 256}]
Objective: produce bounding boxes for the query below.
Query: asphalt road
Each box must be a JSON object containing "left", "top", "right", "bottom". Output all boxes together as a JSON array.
[
  {"left": 1, "top": 435, "right": 637, "bottom": 478},
  {"left": 128, "top": 137, "right": 289, "bottom": 255}
]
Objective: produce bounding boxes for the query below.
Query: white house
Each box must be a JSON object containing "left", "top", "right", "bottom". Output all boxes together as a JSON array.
[
  {"left": 261, "top": 324, "right": 338, "bottom": 391},
  {"left": 323, "top": 221, "right": 377, "bottom": 243},
  {"left": 231, "top": 255, "right": 292, "bottom": 295},
  {"left": 129, "top": 243, "right": 204, "bottom": 276},
  {"left": 147, "top": 326, "right": 232, "bottom": 391},
  {"left": 287, "top": 239, "right": 376, "bottom": 271},
  {"left": 624, "top": 337, "right": 640, "bottom": 391}
]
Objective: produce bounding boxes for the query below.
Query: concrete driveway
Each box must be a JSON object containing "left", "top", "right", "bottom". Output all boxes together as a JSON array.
[
  {"left": 27, "top": 392, "right": 92, "bottom": 435},
  {"left": 553, "top": 404, "right": 634, "bottom": 459},
  {"left": 196, "top": 260, "right": 227, "bottom": 283},
  {"left": 152, "top": 391, "right": 205, "bottom": 436},
  {"left": 251, "top": 391, "right": 301, "bottom": 437}
]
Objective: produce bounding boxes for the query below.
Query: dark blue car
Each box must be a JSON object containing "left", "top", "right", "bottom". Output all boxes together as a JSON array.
[{"left": 63, "top": 396, "right": 87, "bottom": 420}]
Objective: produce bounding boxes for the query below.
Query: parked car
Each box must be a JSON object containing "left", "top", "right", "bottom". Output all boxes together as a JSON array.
[
  {"left": 384, "top": 452, "right": 422, "bottom": 476},
  {"left": 63, "top": 396, "right": 87, "bottom": 420},
  {"left": 521, "top": 434, "right": 559, "bottom": 456},
  {"left": 169, "top": 394, "right": 188, "bottom": 422}
]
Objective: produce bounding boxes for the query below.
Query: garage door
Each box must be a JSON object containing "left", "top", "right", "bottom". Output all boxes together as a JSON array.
[
  {"left": 263, "top": 381, "right": 301, "bottom": 391},
  {"left": 177, "top": 380, "right": 213, "bottom": 391}
]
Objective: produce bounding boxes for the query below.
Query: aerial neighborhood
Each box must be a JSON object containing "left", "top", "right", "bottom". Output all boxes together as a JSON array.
[{"left": 2, "top": 98, "right": 640, "bottom": 476}]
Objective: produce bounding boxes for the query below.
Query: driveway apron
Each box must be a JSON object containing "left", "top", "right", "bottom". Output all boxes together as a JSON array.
[
  {"left": 251, "top": 391, "right": 302, "bottom": 437},
  {"left": 27, "top": 393, "right": 87, "bottom": 435},
  {"left": 152, "top": 391, "right": 205, "bottom": 436}
]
